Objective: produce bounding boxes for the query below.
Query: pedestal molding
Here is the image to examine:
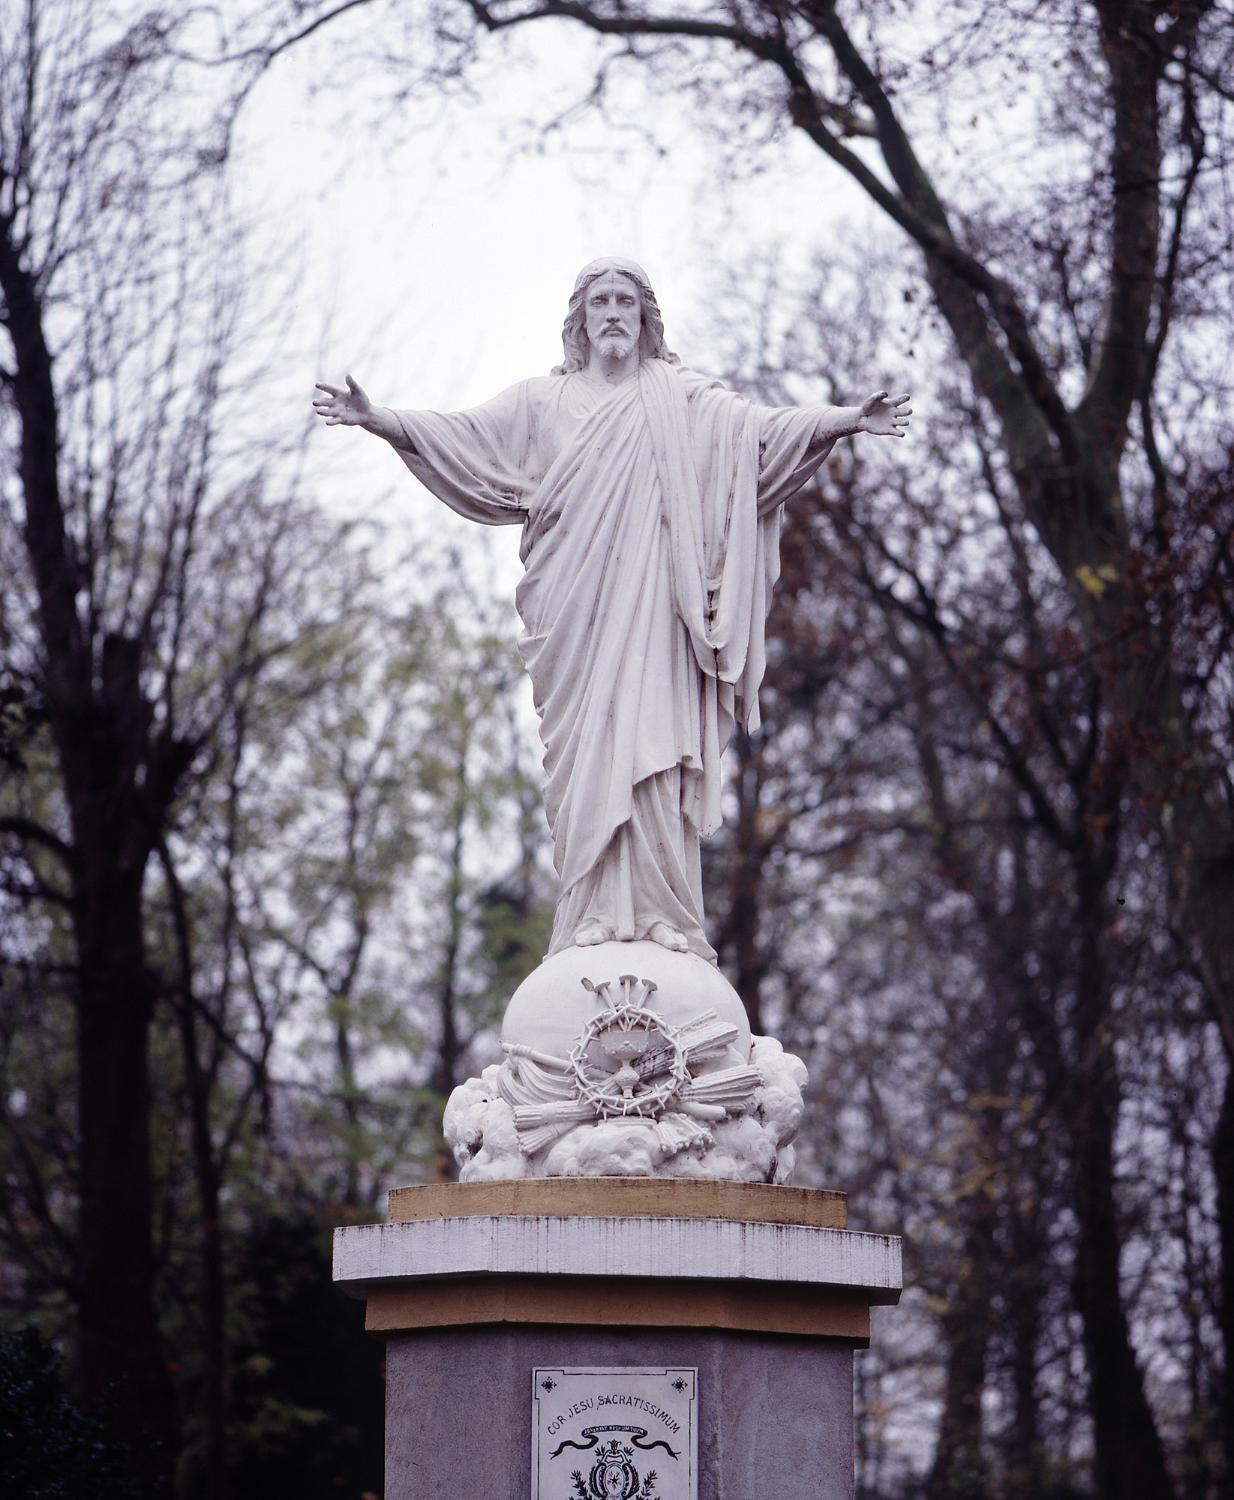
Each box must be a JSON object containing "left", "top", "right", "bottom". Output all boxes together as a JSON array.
[
  {"left": 334, "top": 1215, "right": 901, "bottom": 1302},
  {"left": 362, "top": 1274, "right": 875, "bottom": 1343},
  {"left": 387, "top": 1178, "right": 847, "bottom": 1227}
]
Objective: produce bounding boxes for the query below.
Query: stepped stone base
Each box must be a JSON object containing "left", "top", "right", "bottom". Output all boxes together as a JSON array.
[{"left": 333, "top": 1179, "right": 902, "bottom": 1499}]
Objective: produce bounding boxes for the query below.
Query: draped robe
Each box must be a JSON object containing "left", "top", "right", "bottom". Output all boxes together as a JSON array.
[{"left": 391, "top": 360, "right": 841, "bottom": 960}]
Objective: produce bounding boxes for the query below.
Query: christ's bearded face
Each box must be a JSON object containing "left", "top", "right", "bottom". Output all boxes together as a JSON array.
[{"left": 583, "top": 270, "right": 643, "bottom": 360}]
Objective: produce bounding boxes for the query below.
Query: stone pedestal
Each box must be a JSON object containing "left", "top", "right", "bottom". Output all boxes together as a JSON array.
[{"left": 333, "top": 1179, "right": 901, "bottom": 1500}]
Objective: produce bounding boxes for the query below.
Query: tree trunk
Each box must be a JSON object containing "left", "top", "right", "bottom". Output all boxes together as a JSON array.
[
  {"left": 185, "top": 1074, "right": 227, "bottom": 1500},
  {"left": 1067, "top": 865, "right": 1175, "bottom": 1500},
  {"left": 711, "top": 730, "right": 768, "bottom": 1035},
  {"left": 161, "top": 841, "right": 228, "bottom": 1500},
  {"left": 3, "top": 209, "right": 175, "bottom": 1487},
  {"left": 431, "top": 777, "right": 469, "bottom": 1182},
  {"left": 1214, "top": 1067, "right": 1234, "bottom": 1492},
  {"left": 925, "top": 1207, "right": 994, "bottom": 1500},
  {"left": 1003, "top": 1174, "right": 1047, "bottom": 1500},
  {"left": 336, "top": 1012, "right": 364, "bottom": 1209},
  {"left": 74, "top": 869, "right": 173, "bottom": 1491}
]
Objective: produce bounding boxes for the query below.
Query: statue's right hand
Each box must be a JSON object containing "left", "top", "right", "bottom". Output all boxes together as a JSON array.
[{"left": 312, "top": 374, "right": 373, "bottom": 426}]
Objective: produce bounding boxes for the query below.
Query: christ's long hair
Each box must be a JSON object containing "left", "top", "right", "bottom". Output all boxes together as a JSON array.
[{"left": 552, "top": 259, "right": 680, "bottom": 375}]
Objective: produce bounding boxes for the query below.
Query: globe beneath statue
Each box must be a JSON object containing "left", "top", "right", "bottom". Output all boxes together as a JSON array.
[
  {"left": 445, "top": 942, "right": 806, "bottom": 1183},
  {"left": 500, "top": 940, "right": 752, "bottom": 1067}
]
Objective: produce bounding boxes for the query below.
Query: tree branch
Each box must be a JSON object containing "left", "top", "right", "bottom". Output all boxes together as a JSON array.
[
  {"left": 466, "top": 1, "right": 1077, "bottom": 479},
  {"left": 1076, "top": 2, "right": 1166, "bottom": 471},
  {"left": 0, "top": 813, "right": 71, "bottom": 863}
]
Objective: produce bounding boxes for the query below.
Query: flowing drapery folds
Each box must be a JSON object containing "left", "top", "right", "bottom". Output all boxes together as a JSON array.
[{"left": 392, "top": 360, "right": 837, "bottom": 958}]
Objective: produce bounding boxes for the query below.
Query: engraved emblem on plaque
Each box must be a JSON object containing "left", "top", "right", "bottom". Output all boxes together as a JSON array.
[{"left": 532, "top": 1367, "right": 698, "bottom": 1500}]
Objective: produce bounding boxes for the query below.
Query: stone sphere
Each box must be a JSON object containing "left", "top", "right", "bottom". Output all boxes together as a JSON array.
[{"left": 501, "top": 940, "right": 752, "bottom": 1064}]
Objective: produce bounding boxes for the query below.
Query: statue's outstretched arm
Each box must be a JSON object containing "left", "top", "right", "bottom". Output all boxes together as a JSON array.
[
  {"left": 816, "top": 390, "right": 911, "bottom": 443},
  {"left": 313, "top": 374, "right": 413, "bottom": 452}
]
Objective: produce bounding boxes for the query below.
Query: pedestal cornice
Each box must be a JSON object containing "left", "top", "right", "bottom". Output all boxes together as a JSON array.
[
  {"left": 333, "top": 1182, "right": 900, "bottom": 1346},
  {"left": 335, "top": 1213, "right": 900, "bottom": 1296}
]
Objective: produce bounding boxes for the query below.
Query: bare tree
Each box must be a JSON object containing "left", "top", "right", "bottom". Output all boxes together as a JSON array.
[
  {"left": 685, "top": 236, "right": 1227, "bottom": 1495},
  {"left": 0, "top": 1, "right": 349, "bottom": 1484}
]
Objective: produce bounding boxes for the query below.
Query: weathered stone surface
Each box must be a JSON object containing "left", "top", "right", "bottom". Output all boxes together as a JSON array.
[
  {"left": 333, "top": 1214, "right": 903, "bottom": 1298},
  {"left": 384, "top": 1325, "right": 855, "bottom": 1499}
]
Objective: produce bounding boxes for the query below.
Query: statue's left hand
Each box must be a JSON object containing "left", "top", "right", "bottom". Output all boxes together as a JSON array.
[
  {"left": 859, "top": 390, "right": 912, "bottom": 438},
  {"left": 312, "top": 374, "right": 374, "bottom": 427}
]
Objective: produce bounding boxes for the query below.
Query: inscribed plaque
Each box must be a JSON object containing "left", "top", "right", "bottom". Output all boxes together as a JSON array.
[{"left": 532, "top": 1366, "right": 698, "bottom": 1500}]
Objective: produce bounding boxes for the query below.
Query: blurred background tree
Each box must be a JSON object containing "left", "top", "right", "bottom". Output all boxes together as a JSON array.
[{"left": 3, "top": 1, "right": 1232, "bottom": 1497}]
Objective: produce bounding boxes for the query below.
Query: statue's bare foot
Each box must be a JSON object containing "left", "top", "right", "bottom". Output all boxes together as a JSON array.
[
  {"left": 647, "top": 921, "right": 689, "bottom": 953},
  {"left": 574, "top": 919, "right": 614, "bottom": 947}
]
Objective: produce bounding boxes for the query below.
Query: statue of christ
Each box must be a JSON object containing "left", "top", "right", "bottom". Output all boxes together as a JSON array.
[{"left": 314, "top": 257, "right": 910, "bottom": 962}]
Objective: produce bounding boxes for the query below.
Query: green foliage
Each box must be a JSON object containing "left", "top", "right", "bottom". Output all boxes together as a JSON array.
[
  {"left": 222, "top": 1212, "right": 383, "bottom": 1500},
  {"left": 0, "top": 680, "right": 45, "bottom": 773},
  {"left": 0, "top": 1327, "right": 150, "bottom": 1498}
]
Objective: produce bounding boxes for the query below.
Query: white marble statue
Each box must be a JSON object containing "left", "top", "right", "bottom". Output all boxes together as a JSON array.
[{"left": 314, "top": 256, "right": 910, "bottom": 1180}]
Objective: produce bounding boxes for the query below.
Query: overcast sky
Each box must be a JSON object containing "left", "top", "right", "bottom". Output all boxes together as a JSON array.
[{"left": 220, "top": 10, "right": 890, "bottom": 559}]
